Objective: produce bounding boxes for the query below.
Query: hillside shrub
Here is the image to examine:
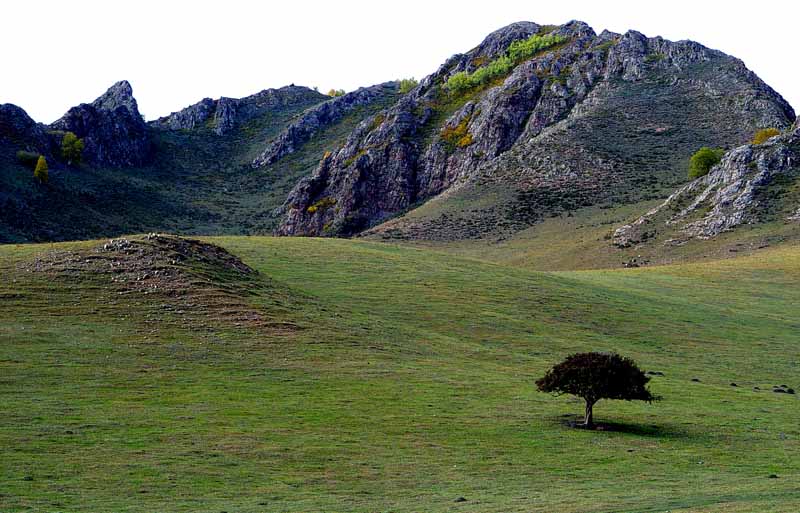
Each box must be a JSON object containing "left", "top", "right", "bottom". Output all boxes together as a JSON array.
[
  {"left": 688, "top": 147, "right": 724, "bottom": 180},
  {"left": 307, "top": 197, "right": 336, "bottom": 214},
  {"left": 61, "top": 131, "right": 85, "bottom": 166},
  {"left": 327, "top": 89, "right": 346, "bottom": 97},
  {"left": 507, "top": 32, "right": 566, "bottom": 62},
  {"left": 752, "top": 127, "right": 780, "bottom": 145},
  {"left": 33, "top": 156, "right": 49, "bottom": 184},
  {"left": 440, "top": 116, "right": 474, "bottom": 151},
  {"left": 445, "top": 32, "right": 567, "bottom": 96},
  {"left": 398, "top": 78, "right": 418, "bottom": 94},
  {"left": 16, "top": 151, "right": 40, "bottom": 170}
]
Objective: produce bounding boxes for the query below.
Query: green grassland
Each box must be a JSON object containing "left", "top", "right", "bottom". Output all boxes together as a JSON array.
[
  {"left": 2, "top": 236, "right": 799, "bottom": 512},
  {"left": 390, "top": 199, "right": 800, "bottom": 271}
]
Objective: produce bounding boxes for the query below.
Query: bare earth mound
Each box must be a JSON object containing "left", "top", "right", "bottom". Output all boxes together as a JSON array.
[{"left": 21, "top": 234, "right": 296, "bottom": 334}]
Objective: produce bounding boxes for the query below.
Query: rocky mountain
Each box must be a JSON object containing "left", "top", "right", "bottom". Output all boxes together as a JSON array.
[
  {"left": 276, "top": 21, "right": 794, "bottom": 238},
  {"left": 50, "top": 81, "right": 152, "bottom": 168},
  {"left": 614, "top": 118, "right": 800, "bottom": 247},
  {"left": 0, "top": 77, "right": 397, "bottom": 242}
]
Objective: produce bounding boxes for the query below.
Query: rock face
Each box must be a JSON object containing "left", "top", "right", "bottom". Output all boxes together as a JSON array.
[
  {"left": 51, "top": 81, "right": 151, "bottom": 168},
  {"left": 276, "top": 21, "right": 795, "bottom": 237},
  {"left": 151, "top": 86, "right": 327, "bottom": 135},
  {"left": 252, "top": 82, "right": 399, "bottom": 167},
  {"left": 0, "top": 104, "right": 54, "bottom": 155},
  {"left": 613, "top": 124, "right": 800, "bottom": 246}
]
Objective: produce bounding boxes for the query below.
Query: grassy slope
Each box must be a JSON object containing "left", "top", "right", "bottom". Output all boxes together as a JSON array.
[
  {"left": 2, "top": 237, "right": 800, "bottom": 512},
  {"left": 391, "top": 199, "right": 800, "bottom": 270}
]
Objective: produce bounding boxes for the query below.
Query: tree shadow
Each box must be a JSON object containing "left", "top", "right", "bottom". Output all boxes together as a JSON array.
[{"left": 557, "top": 415, "right": 706, "bottom": 440}]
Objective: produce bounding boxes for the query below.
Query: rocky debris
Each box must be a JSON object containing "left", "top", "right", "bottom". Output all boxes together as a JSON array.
[
  {"left": 21, "top": 234, "right": 281, "bottom": 332},
  {"left": 772, "top": 385, "right": 795, "bottom": 394},
  {"left": 252, "top": 82, "right": 399, "bottom": 167},
  {"left": 623, "top": 256, "right": 649, "bottom": 268},
  {"left": 50, "top": 81, "right": 152, "bottom": 168},
  {"left": 614, "top": 123, "right": 800, "bottom": 246},
  {"left": 277, "top": 20, "right": 795, "bottom": 237},
  {"left": 151, "top": 86, "right": 326, "bottom": 136}
]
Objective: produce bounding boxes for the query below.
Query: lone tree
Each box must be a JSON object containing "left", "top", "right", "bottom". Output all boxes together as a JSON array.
[
  {"left": 61, "top": 131, "right": 85, "bottom": 166},
  {"left": 536, "top": 352, "right": 656, "bottom": 428},
  {"left": 33, "top": 155, "right": 49, "bottom": 184}
]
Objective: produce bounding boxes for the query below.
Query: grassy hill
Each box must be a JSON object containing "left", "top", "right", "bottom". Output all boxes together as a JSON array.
[{"left": 2, "top": 236, "right": 799, "bottom": 512}]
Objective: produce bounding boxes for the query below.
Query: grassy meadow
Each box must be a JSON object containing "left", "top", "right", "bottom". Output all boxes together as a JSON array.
[{"left": 1, "top": 236, "right": 799, "bottom": 512}]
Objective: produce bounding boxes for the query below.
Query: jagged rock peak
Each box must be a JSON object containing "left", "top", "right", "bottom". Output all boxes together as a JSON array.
[
  {"left": 90, "top": 80, "right": 142, "bottom": 118},
  {"left": 50, "top": 80, "right": 150, "bottom": 168}
]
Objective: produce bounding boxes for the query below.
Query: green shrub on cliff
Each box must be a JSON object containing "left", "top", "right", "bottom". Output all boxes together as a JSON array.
[{"left": 688, "top": 147, "right": 724, "bottom": 180}]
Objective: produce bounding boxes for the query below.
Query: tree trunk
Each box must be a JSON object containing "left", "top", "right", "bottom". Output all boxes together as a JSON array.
[{"left": 584, "top": 400, "right": 595, "bottom": 428}]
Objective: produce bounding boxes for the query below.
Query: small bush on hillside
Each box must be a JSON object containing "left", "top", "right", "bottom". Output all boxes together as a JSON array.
[
  {"left": 398, "top": 78, "right": 418, "bottom": 94},
  {"left": 16, "top": 150, "right": 41, "bottom": 170},
  {"left": 60, "top": 131, "right": 85, "bottom": 166},
  {"left": 445, "top": 32, "right": 567, "bottom": 96},
  {"left": 507, "top": 32, "right": 566, "bottom": 62},
  {"left": 536, "top": 352, "right": 657, "bottom": 428},
  {"left": 752, "top": 127, "right": 780, "bottom": 145},
  {"left": 327, "top": 89, "right": 346, "bottom": 97},
  {"left": 440, "top": 116, "right": 474, "bottom": 151},
  {"left": 33, "top": 155, "right": 49, "bottom": 184},
  {"left": 688, "top": 147, "right": 725, "bottom": 180},
  {"left": 445, "top": 71, "right": 473, "bottom": 96},
  {"left": 307, "top": 197, "right": 336, "bottom": 214}
]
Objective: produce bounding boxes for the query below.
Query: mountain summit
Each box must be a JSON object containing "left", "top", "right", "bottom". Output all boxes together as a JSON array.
[{"left": 276, "top": 21, "right": 794, "bottom": 238}]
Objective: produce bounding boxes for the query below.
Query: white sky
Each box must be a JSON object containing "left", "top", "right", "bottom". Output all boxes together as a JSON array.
[{"left": 3, "top": 0, "right": 798, "bottom": 123}]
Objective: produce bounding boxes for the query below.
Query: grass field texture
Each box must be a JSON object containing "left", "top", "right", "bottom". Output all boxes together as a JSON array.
[{"left": 1, "top": 236, "right": 799, "bottom": 512}]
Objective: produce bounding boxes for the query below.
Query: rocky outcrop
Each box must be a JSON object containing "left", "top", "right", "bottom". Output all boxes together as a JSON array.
[
  {"left": 0, "top": 104, "right": 54, "bottom": 155},
  {"left": 151, "top": 86, "right": 327, "bottom": 136},
  {"left": 613, "top": 124, "right": 800, "bottom": 246},
  {"left": 252, "top": 82, "right": 399, "bottom": 167},
  {"left": 150, "top": 97, "right": 216, "bottom": 131},
  {"left": 277, "top": 21, "right": 795, "bottom": 237},
  {"left": 50, "top": 81, "right": 151, "bottom": 168}
]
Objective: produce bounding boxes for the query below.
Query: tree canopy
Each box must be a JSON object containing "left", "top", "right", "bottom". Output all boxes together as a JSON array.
[
  {"left": 536, "top": 352, "right": 656, "bottom": 428},
  {"left": 33, "top": 156, "right": 49, "bottom": 184},
  {"left": 688, "top": 147, "right": 724, "bottom": 180},
  {"left": 61, "top": 132, "right": 85, "bottom": 166}
]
